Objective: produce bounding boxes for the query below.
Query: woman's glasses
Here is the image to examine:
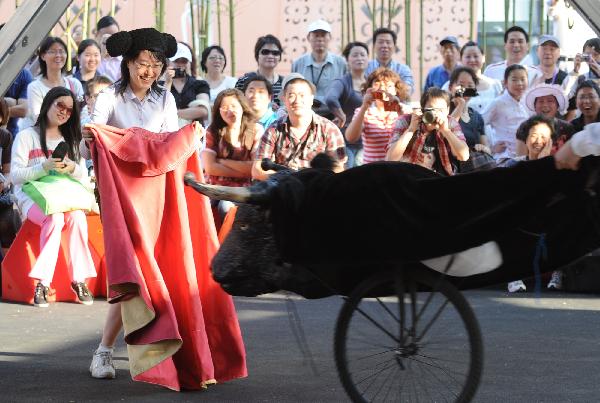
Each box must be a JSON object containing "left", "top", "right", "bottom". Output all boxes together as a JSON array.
[
  {"left": 260, "top": 49, "right": 281, "bottom": 57},
  {"left": 45, "top": 49, "right": 67, "bottom": 56},
  {"left": 53, "top": 101, "right": 73, "bottom": 116}
]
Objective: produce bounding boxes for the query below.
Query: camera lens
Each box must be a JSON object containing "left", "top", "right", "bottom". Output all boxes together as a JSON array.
[{"left": 422, "top": 110, "right": 436, "bottom": 125}]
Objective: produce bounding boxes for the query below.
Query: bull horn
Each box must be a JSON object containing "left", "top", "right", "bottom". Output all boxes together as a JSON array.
[{"left": 184, "top": 172, "right": 270, "bottom": 205}]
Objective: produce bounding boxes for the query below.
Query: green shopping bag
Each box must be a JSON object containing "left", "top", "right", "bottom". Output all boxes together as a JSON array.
[{"left": 22, "top": 173, "right": 95, "bottom": 215}]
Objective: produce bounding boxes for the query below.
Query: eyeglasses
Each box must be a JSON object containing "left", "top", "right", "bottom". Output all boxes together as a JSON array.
[
  {"left": 133, "top": 60, "right": 164, "bottom": 72},
  {"left": 208, "top": 55, "right": 225, "bottom": 61},
  {"left": 45, "top": 49, "right": 67, "bottom": 56},
  {"left": 577, "top": 94, "right": 599, "bottom": 101},
  {"left": 219, "top": 105, "right": 240, "bottom": 112},
  {"left": 260, "top": 49, "right": 281, "bottom": 57},
  {"left": 53, "top": 100, "right": 73, "bottom": 116}
]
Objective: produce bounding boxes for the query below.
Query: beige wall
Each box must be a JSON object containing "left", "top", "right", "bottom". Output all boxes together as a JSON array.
[{"left": 1, "top": 0, "right": 477, "bottom": 98}]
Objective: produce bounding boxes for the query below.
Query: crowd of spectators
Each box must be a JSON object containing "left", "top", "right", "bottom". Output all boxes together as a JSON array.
[{"left": 2, "top": 13, "right": 600, "bottom": 304}]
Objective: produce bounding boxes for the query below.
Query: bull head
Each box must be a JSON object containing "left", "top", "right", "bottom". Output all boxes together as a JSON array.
[{"left": 183, "top": 172, "right": 273, "bottom": 205}]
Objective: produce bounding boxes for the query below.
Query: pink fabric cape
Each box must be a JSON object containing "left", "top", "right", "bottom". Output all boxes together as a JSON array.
[{"left": 89, "top": 123, "right": 247, "bottom": 390}]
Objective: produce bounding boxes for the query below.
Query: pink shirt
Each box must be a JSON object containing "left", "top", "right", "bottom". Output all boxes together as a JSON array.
[{"left": 354, "top": 106, "right": 399, "bottom": 164}]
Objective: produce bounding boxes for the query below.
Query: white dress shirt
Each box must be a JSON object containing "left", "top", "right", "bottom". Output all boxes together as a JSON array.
[
  {"left": 482, "top": 90, "right": 531, "bottom": 160},
  {"left": 91, "top": 84, "right": 179, "bottom": 133}
]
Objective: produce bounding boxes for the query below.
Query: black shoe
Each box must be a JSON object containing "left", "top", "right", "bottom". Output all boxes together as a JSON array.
[
  {"left": 33, "top": 282, "right": 49, "bottom": 308},
  {"left": 71, "top": 282, "right": 94, "bottom": 305}
]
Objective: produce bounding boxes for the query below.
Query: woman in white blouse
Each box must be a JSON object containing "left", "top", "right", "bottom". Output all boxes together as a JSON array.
[
  {"left": 200, "top": 45, "right": 237, "bottom": 104},
  {"left": 23, "top": 37, "right": 84, "bottom": 130},
  {"left": 83, "top": 28, "right": 179, "bottom": 381}
]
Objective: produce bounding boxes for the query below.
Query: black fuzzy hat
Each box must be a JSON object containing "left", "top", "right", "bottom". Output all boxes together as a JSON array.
[{"left": 106, "top": 28, "right": 177, "bottom": 58}]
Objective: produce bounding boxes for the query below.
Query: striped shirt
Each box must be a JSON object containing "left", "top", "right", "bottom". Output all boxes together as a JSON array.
[{"left": 354, "top": 106, "right": 399, "bottom": 164}]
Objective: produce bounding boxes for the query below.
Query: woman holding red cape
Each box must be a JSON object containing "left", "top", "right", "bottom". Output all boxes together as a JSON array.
[{"left": 82, "top": 28, "right": 246, "bottom": 390}]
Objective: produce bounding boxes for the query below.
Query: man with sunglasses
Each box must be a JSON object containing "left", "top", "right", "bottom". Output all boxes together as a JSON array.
[
  {"left": 291, "top": 20, "right": 347, "bottom": 118},
  {"left": 235, "top": 34, "right": 285, "bottom": 108}
]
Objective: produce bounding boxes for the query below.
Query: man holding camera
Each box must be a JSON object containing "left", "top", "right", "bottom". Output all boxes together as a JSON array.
[
  {"left": 165, "top": 43, "right": 210, "bottom": 127},
  {"left": 386, "top": 88, "right": 469, "bottom": 176}
]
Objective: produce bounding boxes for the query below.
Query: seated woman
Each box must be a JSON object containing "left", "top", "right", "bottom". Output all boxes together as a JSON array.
[
  {"left": 235, "top": 35, "right": 284, "bottom": 109},
  {"left": 10, "top": 87, "right": 96, "bottom": 307},
  {"left": 448, "top": 66, "right": 490, "bottom": 153},
  {"left": 502, "top": 114, "right": 555, "bottom": 293},
  {"left": 345, "top": 67, "right": 411, "bottom": 164},
  {"left": 517, "top": 84, "right": 574, "bottom": 156},
  {"left": 386, "top": 87, "right": 469, "bottom": 175},
  {"left": 570, "top": 80, "right": 600, "bottom": 133},
  {"left": 0, "top": 98, "right": 20, "bottom": 259},
  {"left": 201, "top": 88, "right": 262, "bottom": 217}
]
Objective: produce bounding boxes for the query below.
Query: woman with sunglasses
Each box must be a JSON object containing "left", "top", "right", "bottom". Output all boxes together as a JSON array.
[
  {"left": 201, "top": 45, "right": 237, "bottom": 105},
  {"left": 11, "top": 87, "right": 96, "bottom": 308},
  {"left": 23, "top": 37, "right": 84, "bottom": 130},
  {"left": 235, "top": 35, "right": 285, "bottom": 108}
]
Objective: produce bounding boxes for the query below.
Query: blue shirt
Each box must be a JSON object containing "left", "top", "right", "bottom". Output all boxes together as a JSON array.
[
  {"left": 258, "top": 109, "right": 277, "bottom": 129},
  {"left": 5, "top": 69, "right": 33, "bottom": 137},
  {"left": 424, "top": 65, "right": 451, "bottom": 92},
  {"left": 291, "top": 52, "right": 347, "bottom": 103},
  {"left": 366, "top": 59, "right": 414, "bottom": 94}
]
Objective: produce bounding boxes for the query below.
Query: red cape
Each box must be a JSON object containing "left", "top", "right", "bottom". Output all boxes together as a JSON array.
[{"left": 90, "top": 123, "right": 247, "bottom": 390}]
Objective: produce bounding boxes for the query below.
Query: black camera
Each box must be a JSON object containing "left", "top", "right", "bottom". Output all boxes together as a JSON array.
[
  {"left": 422, "top": 108, "right": 436, "bottom": 125},
  {"left": 174, "top": 68, "right": 186, "bottom": 78},
  {"left": 454, "top": 87, "right": 478, "bottom": 98}
]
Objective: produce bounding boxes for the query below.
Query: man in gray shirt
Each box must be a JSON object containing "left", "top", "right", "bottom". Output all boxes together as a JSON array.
[{"left": 291, "top": 19, "right": 347, "bottom": 118}]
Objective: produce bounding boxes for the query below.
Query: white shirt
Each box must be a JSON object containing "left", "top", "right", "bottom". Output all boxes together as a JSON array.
[
  {"left": 11, "top": 127, "right": 88, "bottom": 218},
  {"left": 482, "top": 90, "right": 531, "bottom": 160},
  {"left": 91, "top": 84, "right": 178, "bottom": 132},
  {"left": 22, "top": 77, "right": 84, "bottom": 130},
  {"left": 208, "top": 76, "right": 237, "bottom": 105},
  {"left": 571, "top": 122, "right": 600, "bottom": 157},
  {"left": 483, "top": 58, "right": 537, "bottom": 84}
]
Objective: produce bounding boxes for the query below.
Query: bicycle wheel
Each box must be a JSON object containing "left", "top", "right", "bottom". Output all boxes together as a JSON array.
[{"left": 334, "top": 269, "right": 483, "bottom": 403}]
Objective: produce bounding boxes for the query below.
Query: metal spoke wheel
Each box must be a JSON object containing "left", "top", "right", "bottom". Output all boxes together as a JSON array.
[{"left": 334, "top": 269, "right": 483, "bottom": 403}]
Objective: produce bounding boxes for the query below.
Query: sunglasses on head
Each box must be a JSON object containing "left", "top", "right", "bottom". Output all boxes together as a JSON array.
[
  {"left": 260, "top": 49, "right": 281, "bottom": 57},
  {"left": 53, "top": 100, "right": 73, "bottom": 115}
]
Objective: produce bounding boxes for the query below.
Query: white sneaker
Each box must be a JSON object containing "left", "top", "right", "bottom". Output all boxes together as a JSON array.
[
  {"left": 90, "top": 350, "right": 116, "bottom": 379},
  {"left": 547, "top": 271, "right": 563, "bottom": 290},
  {"left": 508, "top": 280, "right": 526, "bottom": 293}
]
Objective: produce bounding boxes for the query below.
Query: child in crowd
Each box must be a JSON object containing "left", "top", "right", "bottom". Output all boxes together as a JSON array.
[{"left": 482, "top": 64, "right": 531, "bottom": 162}]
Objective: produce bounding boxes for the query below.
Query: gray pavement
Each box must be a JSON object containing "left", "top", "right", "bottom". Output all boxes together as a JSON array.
[{"left": 1, "top": 289, "right": 600, "bottom": 402}]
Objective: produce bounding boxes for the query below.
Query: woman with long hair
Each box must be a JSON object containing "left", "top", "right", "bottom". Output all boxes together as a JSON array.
[
  {"left": 24, "top": 37, "right": 84, "bottom": 129},
  {"left": 10, "top": 87, "right": 95, "bottom": 307},
  {"left": 202, "top": 88, "right": 261, "bottom": 215},
  {"left": 85, "top": 28, "right": 246, "bottom": 389}
]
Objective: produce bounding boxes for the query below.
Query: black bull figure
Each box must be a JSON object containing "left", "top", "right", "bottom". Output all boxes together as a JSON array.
[{"left": 185, "top": 157, "right": 600, "bottom": 298}]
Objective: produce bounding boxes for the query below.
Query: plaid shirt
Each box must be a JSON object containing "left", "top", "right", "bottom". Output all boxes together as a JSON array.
[{"left": 254, "top": 113, "right": 346, "bottom": 170}]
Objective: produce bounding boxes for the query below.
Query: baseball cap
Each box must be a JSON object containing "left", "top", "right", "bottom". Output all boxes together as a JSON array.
[
  {"left": 169, "top": 43, "right": 192, "bottom": 62},
  {"left": 307, "top": 19, "right": 332, "bottom": 34},
  {"left": 538, "top": 34, "right": 560, "bottom": 47},
  {"left": 440, "top": 36, "right": 459, "bottom": 48},
  {"left": 279, "top": 73, "right": 316, "bottom": 102}
]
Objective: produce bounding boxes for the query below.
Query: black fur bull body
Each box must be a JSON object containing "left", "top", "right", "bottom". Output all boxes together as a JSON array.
[{"left": 185, "top": 157, "right": 600, "bottom": 298}]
